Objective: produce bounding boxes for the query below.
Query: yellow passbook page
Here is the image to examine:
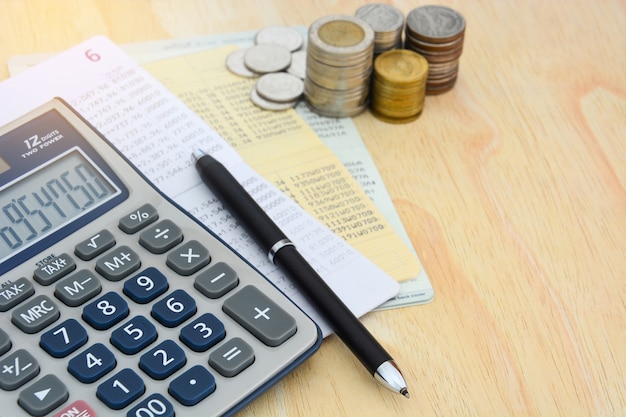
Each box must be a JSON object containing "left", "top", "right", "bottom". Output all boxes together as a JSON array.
[{"left": 143, "top": 45, "right": 420, "bottom": 281}]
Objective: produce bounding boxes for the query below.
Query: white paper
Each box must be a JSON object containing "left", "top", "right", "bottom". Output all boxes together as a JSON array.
[{"left": 0, "top": 36, "right": 399, "bottom": 336}]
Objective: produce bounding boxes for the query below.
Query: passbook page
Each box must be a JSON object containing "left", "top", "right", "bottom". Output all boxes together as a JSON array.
[
  {"left": 0, "top": 36, "right": 398, "bottom": 336},
  {"left": 143, "top": 46, "right": 420, "bottom": 282}
]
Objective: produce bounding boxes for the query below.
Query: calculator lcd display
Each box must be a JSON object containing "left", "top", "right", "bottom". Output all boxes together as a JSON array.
[{"left": 0, "top": 147, "right": 119, "bottom": 264}]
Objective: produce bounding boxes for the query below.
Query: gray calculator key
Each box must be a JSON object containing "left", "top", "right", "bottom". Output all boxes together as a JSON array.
[
  {"left": 0, "top": 328, "right": 10, "bottom": 355},
  {"left": 139, "top": 219, "right": 183, "bottom": 254},
  {"left": 0, "top": 276, "right": 35, "bottom": 312},
  {"left": 18, "top": 374, "right": 69, "bottom": 417},
  {"left": 209, "top": 337, "right": 255, "bottom": 377},
  {"left": 54, "top": 269, "right": 102, "bottom": 307},
  {"left": 95, "top": 245, "right": 141, "bottom": 281},
  {"left": 0, "top": 349, "right": 39, "bottom": 390},
  {"left": 74, "top": 229, "right": 116, "bottom": 261},
  {"left": 166, "top": 240, "right": 211, "bottom": 276},
  {"left": 223, "top": 285, "right": 297, "bottom": 347},
  {"left": 11, "top": 295, "right": 60, "bottom": 334},
  {"left": 119, "top": 203, "right": 159, "bottom": 234},
  {"left": 33, "top": 253, "right": 76, "bottom": 286},
  {"left": 194, "top": 262, "right": 239, "bottom": 299}
]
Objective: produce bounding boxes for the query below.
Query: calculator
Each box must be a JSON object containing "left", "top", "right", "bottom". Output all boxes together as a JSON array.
[{"left": 0, "top": 98, "right": 321, "bottom": 417}]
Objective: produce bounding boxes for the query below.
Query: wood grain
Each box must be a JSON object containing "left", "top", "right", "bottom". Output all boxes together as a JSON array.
[{"left": 1, "top": 1, "right": 624, "bottom": 416}]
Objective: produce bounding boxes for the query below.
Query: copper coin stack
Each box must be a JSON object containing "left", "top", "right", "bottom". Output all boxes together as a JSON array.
[
  {"left": 371, "top": 49, "right": 429, "bottom": 123},
  {"left": 304, "top": 15, "right": 375, "bottom": 117},
  {"left": 405, "top": 5, "right": 466, "bottom": 95}
]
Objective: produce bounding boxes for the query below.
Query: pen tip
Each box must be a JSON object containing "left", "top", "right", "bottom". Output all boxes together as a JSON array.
[
  {"left": 192, "top": 149, "right": 207, "bottom": 162},
  {"left": 400, "top": 388, "right": 410, "bottom": 398}
]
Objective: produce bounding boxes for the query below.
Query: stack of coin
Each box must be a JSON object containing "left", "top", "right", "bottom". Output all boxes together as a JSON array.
[
  {"left": 355, "top": 3, "right": 404, "bottom": 54},
  {"left": 225, "top": 26, "right": 307, "bottom": 111},
  {"left": 304, "top": 15, "right": 375, "bottom": 118},
  {"left": 370, "top": 49, "right": 428, "bottom": 123},
  {"left": 405, "top": 5, "right": 466, "bottom": 95}
]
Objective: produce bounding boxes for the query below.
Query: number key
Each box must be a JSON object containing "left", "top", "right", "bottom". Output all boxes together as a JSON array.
[
  {"left": 83, "top": 291, "right": 129, "bottom": 330},
  {"left": 179, "top": 313, "right": 225, "bottom": 352},
  {"left": 110, "top": 316, "right": 157, "bottom": 355},
  {"left": 96, "top": 368, "right": 145, "bottom": 410},
  {"left": 151, "top": 289, "right": 196, "bottom": 328},
  {"left": 40, "top": 318, "right": 88, "bottom": 358},
  {"left": 139, "top": 340, "right": 186, "bottom": 380},
  {"left": 123, "top": 267, "right": 168, "bottom": 304},
  {"left": 69, "top": 343, "right": 117, "bottom": 383},
  {"left": 127, "top": 393, "right": 174, "bottom": 417}
]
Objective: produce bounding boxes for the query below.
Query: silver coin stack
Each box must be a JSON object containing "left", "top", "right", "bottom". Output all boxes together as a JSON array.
[
  {"left": 355, "top": 3, "right": 405, "bottom": 54},
  {"left": 304, "top": 15, "right": 375, "bottom": 118},
  {"left": 405, "top": 5, "right": 466, "bottom": 95}
]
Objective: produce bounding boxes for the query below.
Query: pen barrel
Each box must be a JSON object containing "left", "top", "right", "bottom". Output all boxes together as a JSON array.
[
  {"left": 196, "top": 153, "right": 393, "bottom": 376},
  {"left": 195, "top": 155, "right": 286, "bottom": 254},
  {"left": 274, "top": 245, "right": 392, "bottom": 375}
]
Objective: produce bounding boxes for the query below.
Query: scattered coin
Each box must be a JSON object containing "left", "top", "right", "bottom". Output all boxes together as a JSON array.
[
  {"left": 255, "top": 25, "right": 304, "bottom": 52},
  {"left": 244, "top": 43, "right": 292, "bottom": 74},
  {"left": 226, "top": 48, "right": 259, "bottom": 78},
  {"left": 250, "top": 86, "right": 299, "bottom": 111},
  {"left": 355, "top": 3, "right": 404, "bottom": 54},
  {"left": 405, "top": 5, "right": 466, "bottom": 95},
  {"left": 255, "top": 72, "right": 304, "bottom": 103},
  {"left": 286, "top": 50, "right": 307, "bottom": 80}
]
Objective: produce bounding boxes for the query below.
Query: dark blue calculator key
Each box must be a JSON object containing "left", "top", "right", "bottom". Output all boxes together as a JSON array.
[
  {"left": 151, "top": 289, "right": 196, "bottom": 328},
  {"left": 68, "top": 343, "right": 117, "bottom": 383},
  {"left": 97, "top": 368, "right": 145, "bottom": 410},
  {"left": 118, "top": 203, "right": 159, "bottom": 234},
  {"left": 111, "top": 315, "right": 157, "bottom": 355},
  {"left": 0, "top": 276, "right": 35, "bottom": 312},
  {"left": 74, "top": 229, "right": 116, "bottom": 261},
  {"left": 126, "top": 393, "right": 174, "bottom": 417},
  {"left": 95, "top": 245, "right": 141, "bottom": 282},
  {"left": 168, "top": 365, "right": 216, "bottom": 406},
  {"left": 139, "top": 339, "right": 186, "bottom": 380},
  {"left": 123, "top": 267, "right": 169, "bottom": 304},
  {"left": 179, "top": 312, "right": 226, "bottom": 352},
  {"left": 82, "top": 291, "right": 129, "bottom": 330},
  {"left": 40, "top": 318, "right": 88, "bottom": 358}
]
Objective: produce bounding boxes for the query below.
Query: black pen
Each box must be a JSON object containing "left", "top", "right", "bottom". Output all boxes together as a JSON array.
[{"left": 193, "top": 149, "right": 410, "bottom": 398}]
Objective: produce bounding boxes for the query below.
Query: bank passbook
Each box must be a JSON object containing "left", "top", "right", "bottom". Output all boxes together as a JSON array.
[{"left": 0, "top": 98, "right": 321, "bottom": 417}]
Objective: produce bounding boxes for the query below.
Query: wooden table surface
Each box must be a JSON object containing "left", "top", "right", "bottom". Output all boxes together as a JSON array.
[{"left": 2, "top": 1, "right": 624, "bottom": 416}]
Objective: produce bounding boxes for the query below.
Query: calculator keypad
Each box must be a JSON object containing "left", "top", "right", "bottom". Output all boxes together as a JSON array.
[{"left": 1, "top": 202, "right": 319, "bottom": 417}]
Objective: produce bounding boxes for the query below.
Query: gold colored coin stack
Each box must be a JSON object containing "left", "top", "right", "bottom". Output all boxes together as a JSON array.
[
  {"left": 405, "top": 5, "right": 466, "bottom": 95},
  {"left": 304, "top": 15, "right": 375, "bottom": 118},
  {"left": 371, "top": 49, "right": 429, "bottom": 123}
]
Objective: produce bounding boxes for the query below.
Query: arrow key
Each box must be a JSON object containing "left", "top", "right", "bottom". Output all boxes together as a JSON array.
[{"left": 18, "top": 374, "right": 68, "bottom": 417}]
